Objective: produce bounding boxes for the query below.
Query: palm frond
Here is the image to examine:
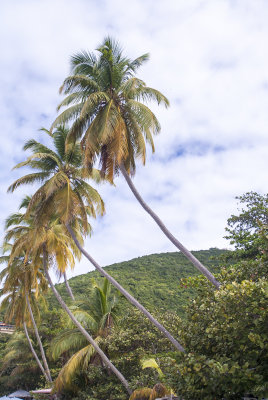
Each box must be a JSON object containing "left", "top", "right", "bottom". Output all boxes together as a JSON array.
[
  {"left": 72, "top": 310, "right": 98, "bottom": 331},
  {"left": 59, "top": 75, "right": 100, "bottom": 97},
  {"left": 7, "top": 173, "right": 50, "bottom": 193},
  {"left": 51, "top": 329, "right": 87, "bottom": 359},
  {"left": 127, "top": 53, "right": 150, "bottom": 73},
  {"left": 134, "top": 86, "right": 169, "bottom": 108},
  {"left": 54, "top": 341, "right": 99, "bottom": 391},
  {"left": 80, "top": 91, "right": 110, "bottom": 119},
  {"left": 50, "top": 103, "right": 84, "bottom": 131}
]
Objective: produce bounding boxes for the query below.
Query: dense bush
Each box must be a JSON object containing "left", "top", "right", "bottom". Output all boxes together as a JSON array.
[{"left": 163, "top": 273, "right": 268, "bottom": 399}]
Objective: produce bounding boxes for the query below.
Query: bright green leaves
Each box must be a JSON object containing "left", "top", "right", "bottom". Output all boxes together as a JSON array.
[
  {"left": 164, "top": 278, "right": 268, "bottom": 399},
  {"left": 225, "top": 191, "right": 268, "bottom": 260}
]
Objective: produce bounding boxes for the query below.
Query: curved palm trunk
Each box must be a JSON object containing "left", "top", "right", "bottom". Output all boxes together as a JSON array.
[
  {"left": 63, "top": 271, "right": 75, "bottom": 300},
  {"left": 25, "top": 293, "right": 52, "bottom": 382},
  {"left": 23, "top": 321, "right": 50, "bottom": 382},
  {"left": 120, "top": 164, "right": 220, "bottom": 289},
  {"left": 42, "top": 245, "right": 132, "bottom": 395},
  {"left": 66, "top": 224, "right": 185, "bottom": 353}
]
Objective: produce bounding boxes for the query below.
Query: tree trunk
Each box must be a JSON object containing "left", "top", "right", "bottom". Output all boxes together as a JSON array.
[
  {"left": 25, "top": 292, "right": 52, "bottom": 382},
  {"left": 23, "top": 321, "right": 50, "bottom": 382},
  {"left": 63, "top": 271, "right": 75, "bottom": 300},
  {"left": 42, "top": 245, "right": 132, "bottom": 395},
  {"left": 120, "top": 164, "right": 220, "bottom": 289},
  {"left": 66, "top": 224, "right": 185, "bottom": 353}
]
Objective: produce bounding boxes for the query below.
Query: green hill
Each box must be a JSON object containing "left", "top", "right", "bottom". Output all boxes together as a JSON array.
[{"left": 53, "top": 248, "right": 227, "bottom": 317}]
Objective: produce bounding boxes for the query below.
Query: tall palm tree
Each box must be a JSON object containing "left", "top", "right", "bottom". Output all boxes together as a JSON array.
[
  {"left": 4, "top": 195, "right": 132, "bottom": 394},
  {"left": 51, "top": 278, "right": 120, "bottom": 392},
  {"left": 8, "top": 127, "right": 185, "bottom": 353},
  {"left": 51, "top": 37, "right": 220, "bottom": 289}
]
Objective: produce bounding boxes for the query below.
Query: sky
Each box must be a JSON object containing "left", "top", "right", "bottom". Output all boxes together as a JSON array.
[{"left": 0, "top": 0, "right": 268, "bottom": 280}]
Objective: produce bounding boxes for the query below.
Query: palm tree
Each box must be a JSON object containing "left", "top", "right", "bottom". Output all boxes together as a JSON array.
[
  {"left": 8, "top": 127, "right": 185, "bottom": 353},
  {"left": 51, "top": 278, "right": 120, "bottom": 392},
  {"left": 51, "top": 37, "right": 220, "bottom": 289},
  {"left": 4, "top": 195, "right": 132, "bottom": 394}
]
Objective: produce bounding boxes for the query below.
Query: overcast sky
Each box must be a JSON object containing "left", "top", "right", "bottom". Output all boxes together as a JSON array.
[{"left": 1, "top": 0, "right": 268, "bottom": 279}]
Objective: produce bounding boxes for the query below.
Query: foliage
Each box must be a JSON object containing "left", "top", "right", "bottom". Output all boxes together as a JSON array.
[
  {"left": 225, "top": 191, "right": 268, "bottom": 260},
  {"left": 141, "top": 358, "right": 164, "bottom": 378},
  {"left": 163, "top": 276, "right": 268, "bottom": 399}
]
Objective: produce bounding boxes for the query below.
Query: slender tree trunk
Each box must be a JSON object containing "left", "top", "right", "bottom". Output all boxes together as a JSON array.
[
  {"left": 23, "top": 321, "right": 50, "bottom": 382},
  {"left": 42, "top": 245, "right": 132, "bottom": 395},
  {"left": 63, "top": 271, "right": 75, "bottom": 300},
  {"left": 120, "top": 164, "right": 221, "bottom": 289},
  {"left": 66, "top": 224, "right": 185, "bottom": 353},
  {"left": 25, "top": 292, "right": 52, "bottom": 382}
]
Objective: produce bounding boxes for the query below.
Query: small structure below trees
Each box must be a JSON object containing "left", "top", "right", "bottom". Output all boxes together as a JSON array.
[{"left": 0, "top": 322, "right": 15, "bottom": 335}]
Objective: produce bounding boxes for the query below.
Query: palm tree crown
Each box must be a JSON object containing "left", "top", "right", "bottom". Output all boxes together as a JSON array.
[
  {"left": 52, "top": 37, "right": 169, "bottom": 181},
  {"left": 8, "top": 126, "right": 104, "bottom": 233}
]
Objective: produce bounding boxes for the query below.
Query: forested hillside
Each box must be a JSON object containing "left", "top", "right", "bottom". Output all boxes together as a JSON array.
[{"left": 53, "top": 248, "right": 227, "bottom": 316}]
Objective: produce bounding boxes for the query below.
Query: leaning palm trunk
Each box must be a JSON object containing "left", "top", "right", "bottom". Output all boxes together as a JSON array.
[
  {"left": 63, "top": 271, "right": 75, "bottom": 300},
  {"left": 66, "top": 224, "right": 185, "bottom": 353},
  {"left": 120, "top": 164, "right": 220, "bottom": 289},
  {"left": 23, "top": 321, "right": 50, "bottom": 382},
  {"left": 42, "top": 245, "right": 132, "bottom": 395},
  {"left": 25, "top": 293, "right": 52, "bottom": 382}
]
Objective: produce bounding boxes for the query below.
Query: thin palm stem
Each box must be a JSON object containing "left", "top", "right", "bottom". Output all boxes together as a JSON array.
[
  {"left": 66, "top": 224, "right": 185, "bottom": 353},
  {"left": 42, "top": 245, "right": 132, "bottom": 395},
  {"left": 120, "top": 164, "right": 221, "bottom": 289},
  {"left": 23, "top": 321, "right": 50, "bottom": 382},
  {"left": 25, "top": 293, "right": 52, "bottom": 382},
  {"left": 63, "top": 271, "right": 75, "bottom": 300}
]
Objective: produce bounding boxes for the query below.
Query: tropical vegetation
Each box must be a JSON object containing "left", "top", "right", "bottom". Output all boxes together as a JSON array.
[{"left": 0, "top": 35, "right": 267, "bottom": 400}]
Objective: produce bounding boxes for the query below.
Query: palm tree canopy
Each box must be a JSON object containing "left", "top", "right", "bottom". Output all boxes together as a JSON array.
[
  {"left": 8, "top": 126, "right": 105, "bottom": 233},
  {"left": 52, "top": 37, "right": 169, "bottom": 181},
  {"left": 2, "top": 196, "right": 79, "bottom": 278}
]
